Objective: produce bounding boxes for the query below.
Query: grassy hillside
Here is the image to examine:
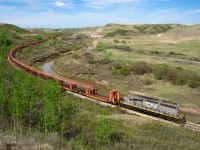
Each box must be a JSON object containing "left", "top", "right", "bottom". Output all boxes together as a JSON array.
[
  {"left": 1, "top": 23, "right": 199, "bottom": 149},
  {"left": 96, "top": 24, "right": 181, "bottom": 37},
  {"left": 0, "top": 23, "right": 26, "bottom": 32},
  {"left": 160, "top": 24, "right": 200, "bottom": 41},
  {"left": 39, "top": 24, "right": 200, "bottom": 124}
]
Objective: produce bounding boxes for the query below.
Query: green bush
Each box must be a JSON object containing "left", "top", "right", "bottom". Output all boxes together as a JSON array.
[
  {"left": 72, "top": 54, "right": 81, "bottom": 59},
  {"left": 173, "top": 71, "right": 188, "bottom": 85},
  {"left": 113, "top": 63, "right": 122, "bottom": 70},
  {"left": 143, "top": 78, "right": 153, "bottom": 85},
  {"left": 0, "top": 31, "right": 11, "bottom": 46},
  {"left": 106, "top": 29, "right": 129, "bottom": 37},
  {"left": 120, "top": 67, "right": 130, "bottom": 76},
  {"left": 113, "top": 39, "right": 119, "bottom": 43},
  {"left": 153, "top": 64, "right": 169, "bottom": 80},
  {"left": 153, "top": 64, "right": 199, "bottom": 87},
  {"left": 169, "top": 51, "right": 183, "bottom": 55},
  {"left": 96, "top": 42, "right": 108, "bottom": 51},
  {"left": 95, "top": 117, "right": 112, "bottom": 144},
  {"left": 164, "top": 67, "right": 179, "bottom": 82},
  {"left": 188, "top": 74, "right": 200, "bottom": 88},
  {"left": 151, "top": 51, "right": 161, "bottom": 55},
  {"left": 132, "top": 62, "right": 152, "bottom": 75},
  {"left": 121, "top": 40, "right": 126, "bottom": 44},
  {"left": 111, "top": 45, "right": 132, "bottom": 52},
  {"left": 35, "top": 35, "right": 42, "bottom": 41},
  {"left": 97, "top": 58, "right": 112, "bottom": 65}
]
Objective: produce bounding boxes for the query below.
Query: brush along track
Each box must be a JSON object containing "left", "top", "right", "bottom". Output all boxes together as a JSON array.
[
  {"left": 8, "top": 35, "right": 200, "bottom": 132},
  {"left": 66, "top": 90, "right": 180, "bottom": 125}
]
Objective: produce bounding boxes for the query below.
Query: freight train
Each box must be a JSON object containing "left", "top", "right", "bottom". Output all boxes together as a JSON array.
[{"left": 8, "top": 35, "right": 186, "bottom": 124}]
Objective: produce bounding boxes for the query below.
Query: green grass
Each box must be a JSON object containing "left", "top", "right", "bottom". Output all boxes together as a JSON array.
[
  {"left": 62, "top": 94, "right": 200, "bottom": 150},
  {"left": 108, "top": 49, "right": 200, "bottom": 74},
  {"left": 0, "top": 23, "right": 26, "bottom": 32},
  {"left": 140, "top": 79, "right": 200, "bottom": 108},
  {"left": 4, "top": 27, "right": 200, "bottom": 149}
]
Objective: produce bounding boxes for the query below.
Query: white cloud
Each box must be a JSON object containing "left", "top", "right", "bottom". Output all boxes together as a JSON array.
[
  {"left": 0, "top": 5, "right": 16, "bottom": 11},
  {"left": 48, "top": 9, "right": 54, "bottom": 13},
  {"left": 186, "top": 9, "right": 200, "bottom": 14},
  {"left": 83, "top": 0, "right": 139, "bottom": 5},
  {"left": 82, "top": 0, "right": 141, "bottom": 7},
  {"left": 55, "top": 1, "right": 65, "bottom": 7}
]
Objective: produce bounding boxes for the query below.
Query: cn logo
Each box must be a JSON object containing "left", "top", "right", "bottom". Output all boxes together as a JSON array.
[{"left": 146, "top": 102, "right": 157, "bottom": 109}]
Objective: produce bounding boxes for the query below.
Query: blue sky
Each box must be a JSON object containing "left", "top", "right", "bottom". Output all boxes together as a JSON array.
[{"left": 0, "top": 0, "right": 200, "bottom": 28}]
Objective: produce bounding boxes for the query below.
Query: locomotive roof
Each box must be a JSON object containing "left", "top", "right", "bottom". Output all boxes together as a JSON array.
[{"left": 125, "top": 93, "right": 178, "bottom": 106}]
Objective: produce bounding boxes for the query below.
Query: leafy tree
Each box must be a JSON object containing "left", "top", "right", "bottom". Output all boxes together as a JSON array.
[
  {"left": 0, "top": 31, "right": 11, "bottom": 46},
  {"left": 58, "top": 100, "right": 77, "bottom": 137},
  {"left": 0, "top": 80, "right": 6, "bottom": 118},
  {"left": 95, "top": 117, "right": 112, "bottom": 144},
  {"left": 35, "top": 35, "right": 42, "bottom": 41},
  {"left": 41, "top": 80, "right": 61, "bottom": 133}
]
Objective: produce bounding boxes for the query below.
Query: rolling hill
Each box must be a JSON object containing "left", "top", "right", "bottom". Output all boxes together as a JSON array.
[{"left": 0, "top": 23, "right": 26, "bottom": 32}]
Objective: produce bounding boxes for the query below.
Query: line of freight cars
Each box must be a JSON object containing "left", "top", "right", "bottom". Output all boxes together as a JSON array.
[
  {"left": 8, "top": 35, "right": 186, "bottom": 124},
  {"left": 8, "top": 35, "right": 120, "bottom": 104}
]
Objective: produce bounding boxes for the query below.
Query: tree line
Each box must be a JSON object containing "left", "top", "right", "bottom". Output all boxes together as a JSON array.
[{"left": 0, "top": 31, "right": 115, "bottom": 147}]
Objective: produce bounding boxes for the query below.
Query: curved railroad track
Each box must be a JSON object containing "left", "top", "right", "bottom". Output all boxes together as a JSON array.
[{"left": 8, "top": 35, "right": 200, "bottom": 132}]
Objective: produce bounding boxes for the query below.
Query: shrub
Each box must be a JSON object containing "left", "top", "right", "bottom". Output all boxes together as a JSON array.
[
  {"left": 153, "top": 64, "right": 195, "bottom": 86},
  {"left": 95, "top": 118, "right": 112, "bottom": 144},
  {"left": 113, "top": 39, "right": 119, "bottom": 43},
  {"left": 111, "top": 70, "right": 119, "bottom": 75},
  {"left": 83, "top": 52, "right": 94, "bottom": 59},
  {"left": 113, "top": 63, "right": 122, "bottom": 70},
  {"left": 104, "top": 51, "right": 112, "bottom": 59},
  {"left": 164, "top": 67, "right": 179, "bottom": 82},
  {"left": 151, "top": 51, "right": 161, "bottom": 55},
  {"left": 111, "top": 45, "right": 132, "bottom": 52},
  {"left": 173, "top": 71, "right": 188, "bottom": 85},
  {"left": 97, "top": 58, "right": 112, "bottom": 65},
  {"left": 169, "top": 52, "right": 183, "bottom": 55},
  {"left": 188, "top": 74, "right": 200, "bottom": 88},
  {"left": 72, "top": 54, "right": 80, "bottom": 59},
  {"left": 143, "top": 78, "right": 153, "bottom": 85},
  {"left": 132, "top": 62, "right": 152, "bottom": 75},
  {"left": 106, "top": 29, "right": 129, "bottom": 37},
  {"left": 153, "top": 64, "right": 169, "bottom": 80},
  {"left": 121, "top": 40, "right": 126, "bottom": 44},
  {"left": 96, "top": 42, "right": 108, "bottom": 51},
  {"left": 35, "top": 35, "right": 42, "bottom": 41},
  {"left": 120, "top": 67, "right": 130, "bottom": 76},
  {"left": 0, "top": 31, "right": 11, "bottom": 46}
]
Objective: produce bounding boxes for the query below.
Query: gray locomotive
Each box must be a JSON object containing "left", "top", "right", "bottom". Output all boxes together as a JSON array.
[{"left": 119, "top": 93, "right": 185, "bottom": 123}]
